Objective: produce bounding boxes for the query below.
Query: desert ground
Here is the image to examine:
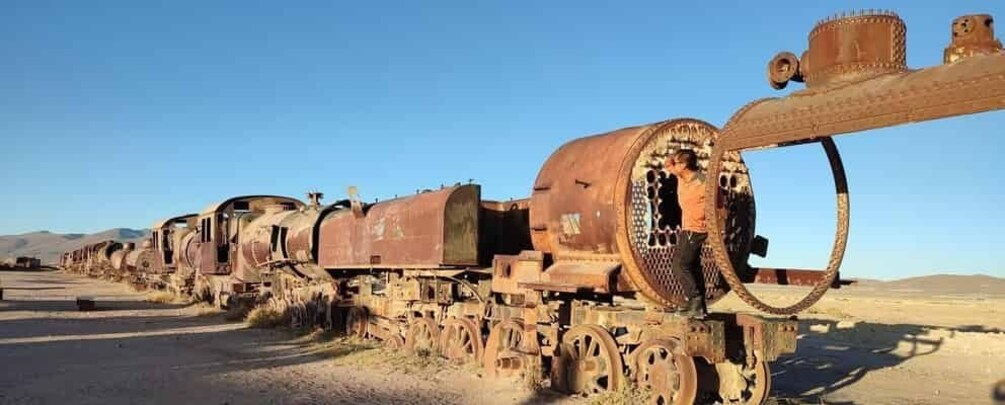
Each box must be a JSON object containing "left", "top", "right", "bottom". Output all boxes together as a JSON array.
[{"left": 1, "top": 270, "right": 1003, "bottom": 405}]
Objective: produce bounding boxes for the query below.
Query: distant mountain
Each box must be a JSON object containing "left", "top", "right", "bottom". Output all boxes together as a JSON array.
[
  {"left": 0, "top": 228, "right": 150, "bottom": 265},
  {"left": 877, "top": 274, "right": 1005, "bottom": 296}
]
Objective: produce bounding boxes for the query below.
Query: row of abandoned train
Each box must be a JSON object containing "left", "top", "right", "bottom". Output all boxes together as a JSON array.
[
  {"left": 59, "top": 9, "right": 1005, "bottom": 405},
  {"left": 61, "top": 119, "right": 789, "bottom": 405}
]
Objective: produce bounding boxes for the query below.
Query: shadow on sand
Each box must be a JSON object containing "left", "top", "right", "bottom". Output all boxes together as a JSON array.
[
  {"left": 0, "top": 310, "right": 468, "bottom": 404},
  {"left": 0, "top": 298, "right": 190, "bottom": 312},
  {"left": 768, "top": 319, "right": 966, "bottom": 404},
  {"left": 513, "top": 318, "right": 980, "bottom": 405}
]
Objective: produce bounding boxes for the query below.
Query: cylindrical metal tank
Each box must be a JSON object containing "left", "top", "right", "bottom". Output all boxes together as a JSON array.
[
  {"left": 125, "top": 240, "right": 155, "bottom": 274},
  {"left": 529, "top": 118, "right": 756, "bottom": 308},
  {"left": 280, "top": 204, "right": 327, "bottom": 279},
  {"left": 233, "top": 202, "right": 330, "bottom": 281},
  {"left": 317, "top": 185, "right": 480, "bottom": 269},
  {"left": 111, "top": 242, "right": 135, "bottom": 272},
  {"left": 235, "top": 205, "right": 300, "bottom": 279},
  {"left": 181, "top": 231, "right": 200, "bottom": 273}
]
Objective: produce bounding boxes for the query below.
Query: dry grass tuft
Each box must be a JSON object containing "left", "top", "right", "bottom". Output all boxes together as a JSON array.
[
  {"left": 294, "top": 328, "right": 342, "bottom": 345},
  {"left": 245, "top": 306, "right": 286, "bottom": 328},
  {"left": 586, "top": 383, "right": 651, "bottom": 405},
  {"left": 805, "top": 305, "right": 852, "bottom": 319},
  {"left": 193, "top": 303, "right": 224, "bottom": 317},
  {"left": 328, "top": 340, "right": 450, "bottom": 375},
  {"left": 145, "top": 291, "right": 178, "bottom": 304}
]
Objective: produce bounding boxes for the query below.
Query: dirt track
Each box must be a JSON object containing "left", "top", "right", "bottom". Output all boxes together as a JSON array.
[
  {"left": 0, "top": 270, "right": 570, "bottom": 405},
  {"left": 1, "top": 270, "right": 1003, "bottom": 404}
]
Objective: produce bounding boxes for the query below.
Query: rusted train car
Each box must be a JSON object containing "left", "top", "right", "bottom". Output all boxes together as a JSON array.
[
  {"left": 187, "top": 195, "right": 307, "bottom": 307},
  {"left": 57, "top": 10, "right": 1005, "bottom": 405}
]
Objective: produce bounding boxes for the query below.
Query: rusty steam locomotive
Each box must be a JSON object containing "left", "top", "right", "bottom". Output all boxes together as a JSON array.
[{"left": 61, "top": 11, "right": 1005, "bottom": 404}]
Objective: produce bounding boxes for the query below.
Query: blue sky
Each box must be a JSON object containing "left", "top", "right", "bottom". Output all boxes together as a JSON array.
[{"left": 1, "top": 1, "right": 1001, "bottom": 280}]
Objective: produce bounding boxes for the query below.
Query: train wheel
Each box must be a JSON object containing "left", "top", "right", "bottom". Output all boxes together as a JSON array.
[
  {"left": 405, "top": 317, "right": 440, "bottom": 357},
  {"left": 714, "top": 353, "right": 771, "bottom": 405},
  {"left": 384, "top": 334, "right": 405, "bottom": 350},
  {"left": 290, "top": 303, "right": 308, "bottom": 330},
  {"left": 554, "top": 324, "right": 624, "bottom": 395},
  {"left": 440, "top": 318, "right": 483, "bottom": 365},
  {"left": 635, "top": 339, "right": 698, "bottom": 405},
  {"left": 345, "top": 306, "right": 369, "bottom": 338},
  {"left": 483, "top": 319, "right": 525, "bottom": 378}
]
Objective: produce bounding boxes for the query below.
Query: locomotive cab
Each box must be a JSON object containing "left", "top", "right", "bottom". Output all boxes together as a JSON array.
[{"left": 150, "top": 214, "right": 197, "bottom": 274}]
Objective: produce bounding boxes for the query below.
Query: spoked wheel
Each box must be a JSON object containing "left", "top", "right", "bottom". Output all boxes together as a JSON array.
[
  {"left": 714, "top": 353, "right": 772, "bottom": 405},
  {"left": 345, "top": 307, "right": 369, "bottom": 338},
  {"left": 405, "top": 317, "right": 440, "bottom": 356},
  {"left": 554, "top": 324, "right": 624, "bottom": 395},
  {"left": 267, "top": 296, "right": 289, "bottom": 315},
  {"left": 635, "top": 339, "right": 698, "bottom": 405},
  {"left": 483, "top": 319, "right": 525, "bottom": 377},
  {"left": 290, "top": 302, "right": 308, "bottom": 330},
  {"left": 383, "top": 334, "right": 405, "bottom": 349},
  {"left": 440, "top": 317, "right": 483, "bottom": 365}
]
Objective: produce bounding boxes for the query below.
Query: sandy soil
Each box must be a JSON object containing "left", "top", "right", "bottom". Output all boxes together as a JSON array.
[
  {"left": 710, "top": 283, "right": 1005, "bottom": 404},
  {"left": 0, "top": 270, "right": 572, "bottom": 405},
  {"left": 2, "top": 270, "right": 1003, "bottom": 405}
]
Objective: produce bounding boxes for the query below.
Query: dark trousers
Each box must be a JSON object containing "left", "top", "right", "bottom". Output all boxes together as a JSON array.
[{"left": 671, "top": 230, "right": 707, "bottom": 300}]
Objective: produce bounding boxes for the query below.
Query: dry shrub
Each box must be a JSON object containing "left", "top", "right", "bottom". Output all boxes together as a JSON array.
[
  {"left": 587, "top": 383, "right": 651, "bottom": 405},
  {"left": 245, "top": 306, "right": 286, "bottom": 328},
  {"left": 310, "top": 336, "right": 381, "bottom": 358},
  {"left": 330, "top": 341, "right": 449, "bottom": 375},
  {"left": 295, "top": 328, "right": 340, "bottom": 344},
  {"left": 145, "top": 291, "right": 177, "bottom": 304}
]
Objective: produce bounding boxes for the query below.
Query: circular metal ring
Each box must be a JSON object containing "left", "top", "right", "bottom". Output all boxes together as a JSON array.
[{"left": 705, "top": 136, "right": 849, "bottom": 314}]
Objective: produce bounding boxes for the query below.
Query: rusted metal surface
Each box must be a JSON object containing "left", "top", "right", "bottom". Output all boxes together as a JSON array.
[
  {"left": 552, "top": 324, "right": 624, "bottom": 395},
  {"left": 529, "top": 125, "right": 643, "bottom": 256},
  {"left": 802, "top": 11, "right": 907, "bottom": 88},
  {"left": 149, "top": 214, "right": 197, "bottom": 274},
  {"left": 490, "top": 251, "right": 545, "bottom": 296},
  {"left": 317, "top": 185, "right": 480, "bottom": 269},
  {"left": 125, "top": 240, "right": 154, "bottom": 274},
  {"left": 479, "top": 199, "right": 533, "bottom": 266},
  {"left": 110, "top": 242, "right": 134, "bottom": 271},
  {"left": 749, "top": 267, "right": 854, "bottom": 288},
  {"left": 440, "top": 317, "right": 483, "bottom": 364},
  {"left": 483, "top": 319, "right": 526, "bottom": 378},
  {"left": 51, "top": 10, "right": 1003, "bottom": 404},
  {"left": 529, "top": 261, "right": 619, "bottom": 294},
  {"left": 196, "top": 195, "right": 305, "bottom": 276},
  {"left": 277, "top": 196, "right": 329, "bottom": 280},
  {"left": 708, "top": 11, "right": 1005, "bottom": 315},
  {"left": 235, "top": 205, "right": 301, "bottom": 274},
  {"left": 180, "top": 232, "right": 199, "bottom": 274},
  {"left": 944, "top": 14, "right": 1002, "bottom": 63},
  {"left": 531, "top": 119, "right": 757, "bottom": 309},
  {"left": 234, "top": 195, "right": 332, "bottom": 285},
  {"left": 633, "top": 338, "right": 698, "bottom": 404}
]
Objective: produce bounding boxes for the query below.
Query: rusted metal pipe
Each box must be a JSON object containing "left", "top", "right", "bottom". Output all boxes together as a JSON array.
[{"left": 707, "top": 12, "right": 1005, "bottom": 315}]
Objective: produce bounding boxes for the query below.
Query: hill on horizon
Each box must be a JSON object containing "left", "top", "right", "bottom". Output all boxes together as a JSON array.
[{"left": 0, "top": 228, "right": 149, "bottom": 265}]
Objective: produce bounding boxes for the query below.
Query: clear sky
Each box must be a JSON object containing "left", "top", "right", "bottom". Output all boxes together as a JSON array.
[{"left": 1, "top": 1, "right": 1002, "bottom": 280}]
